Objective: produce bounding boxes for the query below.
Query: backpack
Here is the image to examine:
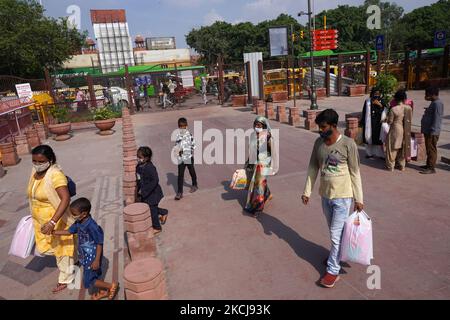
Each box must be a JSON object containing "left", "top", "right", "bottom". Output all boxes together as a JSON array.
[{"left": 66, "top": 176, "right": 76, "bottom": 197}]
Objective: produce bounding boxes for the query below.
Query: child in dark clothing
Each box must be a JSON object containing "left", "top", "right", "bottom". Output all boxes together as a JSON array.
[
  {"left": 136, "top": 146, "right": 168, "bottom": 235},
  {"left": 53, "top": 198, "right": 119, "bottom": 300}
]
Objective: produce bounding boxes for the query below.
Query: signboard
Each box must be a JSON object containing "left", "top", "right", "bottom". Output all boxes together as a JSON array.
[
  {"left": 180, "top": 70, "right": 194, "bottom": 88},
  {"left": 375, "top": 35, "right": 384, "bottom": 51},
  {"left": 15, "top": 83, "right": 33, "bottom": 103},
  {"left": 269, "top": 27, "right": 288, "bottom": 57},
  {"left": 434, "top": 30, "right": 446, "bottom": 48},
  {"left": 312, "top": 29, "right": 338, "bottom": 51},
  {"left": 146, "top": 37, "right": 176, "bottom": 50}
]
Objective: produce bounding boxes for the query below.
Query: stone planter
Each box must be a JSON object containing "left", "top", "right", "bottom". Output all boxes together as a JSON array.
[
  {"left": 48, "top": 123, "right": 72, "bottom": 141},
  {"left": 231, "top": 95, "right": 247, "bottom": 107},
  {"left": 94, "top": 119, "right": 116, "bottom": 136},
  {"left": 271, "top": 91, "right": 288, "bottom": 103},
  {"left": 347, "top": 84, "right": 367, "bottom": 97}
]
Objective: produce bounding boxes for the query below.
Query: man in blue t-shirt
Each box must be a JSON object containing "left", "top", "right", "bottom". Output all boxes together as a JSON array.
[
  {"left": 420, "top": 86, "right": 444, "bottom": 174},
  {"left": 53, "top": 198, "right": 119, "bottom": 300}
]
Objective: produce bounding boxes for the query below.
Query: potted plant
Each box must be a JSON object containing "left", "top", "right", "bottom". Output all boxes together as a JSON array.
[
  {"left": 92, "top": 106, "right": 117, "bottom": 135},
  {"left": 374, "top": 73, "right": 398, "bottom": 106},
  {"left": 231, "top": 82, "right": 248, "bottom": 107},
  {"left": 48, "top": 105, "right": 72, "bottom": 141}
]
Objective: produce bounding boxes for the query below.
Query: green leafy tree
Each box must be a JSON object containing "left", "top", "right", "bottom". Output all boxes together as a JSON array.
[
  {"left": 186, "top": 14, "right": 306, "bottom": 65},
  {"left": 395, "top": 0, "right": 450, "bottom": 49},
  {"left": 0, "top": 0, "right": 87, "bottom": 78}
]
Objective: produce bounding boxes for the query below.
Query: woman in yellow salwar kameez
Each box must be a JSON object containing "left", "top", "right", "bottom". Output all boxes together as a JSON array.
[{"left": 27, "top": 145, "right": 76, "bottom": 294}]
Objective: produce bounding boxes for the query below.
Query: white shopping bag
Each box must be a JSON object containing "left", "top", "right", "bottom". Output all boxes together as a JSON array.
[
  {"left": 380, "top": 122, "right": 390, "bottom": 143},
  {"left": 9, "top": 215, "right": 35, "bottom": 259},
  {"left": 230, "top": 169, "right": 248, "bottom": 190},
  {"left": 340, "top": 211, "right": 373, "bottom": 266}
]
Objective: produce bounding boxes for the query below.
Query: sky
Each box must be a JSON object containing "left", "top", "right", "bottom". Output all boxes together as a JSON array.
[{"left": 41, "top": 0, "right": 439, "bottom": 49}]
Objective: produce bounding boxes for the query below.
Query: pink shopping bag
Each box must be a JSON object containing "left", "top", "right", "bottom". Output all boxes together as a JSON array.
[
  {"left": 340, "top": 211, "right": 373, "bottom": 266},
  {"left": 8, "top": 215, "right": 35, "bottom": 259}
]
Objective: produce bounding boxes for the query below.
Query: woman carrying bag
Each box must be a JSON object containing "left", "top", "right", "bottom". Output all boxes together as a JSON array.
[{"left": 27, "top": 145, "right": 76, "bottom": 294}]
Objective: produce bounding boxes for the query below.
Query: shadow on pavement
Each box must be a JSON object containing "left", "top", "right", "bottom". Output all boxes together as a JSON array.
[
  {"left": 220, "top": 180, "right": 247, "bottom": 208},
  {"left": 166, "top": 172, "right": 191, "bottom": 194},
  {"left": 255, "top": 212, "right": 329, "bottom": 277}
]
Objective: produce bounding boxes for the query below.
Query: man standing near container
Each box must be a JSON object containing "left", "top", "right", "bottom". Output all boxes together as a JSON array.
[{"left": 420, "top": 86, "right": 444, "bottom": 174}]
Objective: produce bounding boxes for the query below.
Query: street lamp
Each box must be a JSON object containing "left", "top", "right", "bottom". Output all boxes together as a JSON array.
[{"left": 298, "top": 0, "right": 318, "bottom": 110}]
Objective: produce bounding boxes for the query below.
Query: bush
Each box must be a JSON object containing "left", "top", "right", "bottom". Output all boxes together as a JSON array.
[
  {"left": 49, "top": 105, "right": 69, "bottom": 124},
  {"left": 91, "top": 106, "right": 118, "bottom": 121},
  {"left": 375, "top": 73, "right": 398, "bottom": 105}
]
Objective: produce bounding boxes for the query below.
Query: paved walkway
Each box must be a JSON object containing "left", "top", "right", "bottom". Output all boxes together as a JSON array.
[
  {"left": 0, "top": 126, "right": 125, "bottom": 300},
  {"left": 0, "top": 90, "right": 448, "bottom": 300},
  {"left": 132, "top": 91, "right": 449, "bottom": 300}
]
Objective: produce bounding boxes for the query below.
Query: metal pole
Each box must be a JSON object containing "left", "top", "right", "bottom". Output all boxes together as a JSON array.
[
  {"left": 308, "top": 0, "right": 318, "bottom": 110},
  {"left": 291, "top": 25, "right": 297, "bottom": 109},
  {"left": 14, "top": 111, "right": 22, "bottom": 136}
]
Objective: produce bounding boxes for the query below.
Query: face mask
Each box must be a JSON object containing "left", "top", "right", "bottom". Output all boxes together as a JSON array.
[
  {"left": 137, "top": 158, "right": 146, "bottom": 164},
  {"left": 179, "top": 128, "right": 187, "bottom": 135},
  {"left": 33, "top": 162, "right": 50, "bottom": 173},
  {"left": 372, "top": 96, "right": 381, "bottom": 101},
  {"left": 255, "top": 127, "right": 263, "bottom": 133},
  {"left": 319, "top": 129, "right": 333, "bottom": 139}
]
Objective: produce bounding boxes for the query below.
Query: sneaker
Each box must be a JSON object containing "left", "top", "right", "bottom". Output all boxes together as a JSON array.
[
  {"left": 420, "top": 168, "right": 436, "bottom": 174},
  {"left": 320, "top": 273, "right": 340, "bottom": 288},
  {"left": 175, "top": 193, "right": 183, "bottom": 200},
  {"left": 365, "top": 155, "right": 374, "bottom": 159},
  {"left": 420, "top": 165, "right": 429, "bottom": 169},
  {"left": 190, "top": 186, "right": 198, "bottom": 193}
]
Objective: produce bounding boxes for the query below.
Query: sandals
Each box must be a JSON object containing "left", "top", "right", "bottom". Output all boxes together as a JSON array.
[
  {"left": 159, "top": 214, "right": 168, "bottom": 225},
  {"left": 91, "top": 283, "right": 119, "bottom": 300},
  {"left": 52, "top": 283, "right": 67, "bottom": 294},
  {"left": 153, "top": 229, "right": 162, "bottom": 236},
  {"left": 108, "top": 283, "right": 119, "bottom": 300},
  {"left": 91, "top": 289, "right": 109, "bottom": 300}
]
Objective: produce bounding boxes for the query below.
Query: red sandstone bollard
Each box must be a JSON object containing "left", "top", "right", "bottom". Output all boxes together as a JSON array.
[
  {"left": 253, "top": 100, "right": 264, "bottom": 114},
  {"left": 345, "top": 118, "right": 359, "bottom": 140},
  {"left": 276, "top": 105, "right": 288, "bottom": 123},
  {"left": 127, "top": 231, "right": 157, "bottom": 261},
  {"left": 345, "top": 112, "right": 363, "bottom": 122},
  {"left": 289, "top": 108, "right": 301, "bottom": 127},
  {"left": 123, "top": 203, "right": 152, "bottom": 234},
  {"left": 304, "top": 110, "right": 319, "bottom": 131},
  {"left": 124, "top": 156, "right": 138, "bottom": 174},
  {"left": 14, "top": 134, "right": 30, "bottom": 155},
  {"left": 25, "top": 128, "right": 41, "bottom": 149},
  {"left": 123, "top": 173, "right": 137, "bottom": 206},
  {"left": 265, "top": 103, "right": 276, "bottom": 120},
  {"left": 412, "top": 132, "right": 426, "bottom": 162},
  {"left": 0, "top": 142, "right": 20, "bottom": 166},
  {"left": 256, "top": 104, "right": 265, "bottom": 116},
  {"left": 34, "top": 123, "right": 48, "bottom": 142},
  {"left": 124, "top": 257, "right": 168, "bottom": 300}
]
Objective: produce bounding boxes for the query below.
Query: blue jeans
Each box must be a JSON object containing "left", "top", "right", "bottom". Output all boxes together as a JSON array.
[{"left": 321, "top": 197, "right": 353, "bottom": 276}]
